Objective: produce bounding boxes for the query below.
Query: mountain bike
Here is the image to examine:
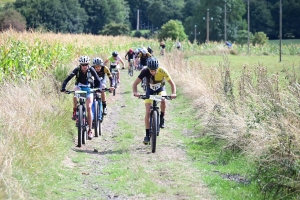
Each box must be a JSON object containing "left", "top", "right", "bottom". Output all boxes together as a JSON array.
[
  {"left": 92, "top": 88, "right": 110, "bottom": 137},
  {"left": 139, "top": 94, "right": 172, "bottom": 153},
  {"left": 66, "top": 90, "right": 93, "bottom": 147},
  {"left": 128, "top": 59, "right": 134, "bottom": 77}
]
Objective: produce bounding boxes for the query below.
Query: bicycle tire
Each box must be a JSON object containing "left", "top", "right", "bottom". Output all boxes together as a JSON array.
[
  {"left": 95, "top": 100, "right": 103, "bottom": 136},
  {"left": 77, "top": 105, "right": 83, "bottom": 147},
  {"left": 151, "top": 111, "right": 158, "bottom": 153},
  {"left": 94, "top": 100, "right": 99, "bottom": 137},
  {"left": 130, "top": 64, "right": 133, "bottom": 77}
]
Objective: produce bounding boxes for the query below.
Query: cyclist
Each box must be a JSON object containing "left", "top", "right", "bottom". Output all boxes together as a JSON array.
[
  {"left": 159, "top": 41, "right": 166, "bottom": 55},
  {"left": 61, "top": 55, "right": 102, "bottom": 140},
  {"left": 225, "top": 41, "right": 232, "bottom": 49},
  {"left": 132, "top": 57, "right": 177, "bottom": 144},
  {"left": 92, "top": 57, "right": 115, "bottom": 115},
  {"left": 103, "top": 51, "right": 125, "bottom": 83},
  {"left": 147, "top": 46, "right": 153, "bottom": 55},
  {"left": 176, "top": 41, "right": 181, "bottom": 50},
  {"left": 125, "top": 48, "right": 135, "bottom": 73},
  {"left": 137, "top": 48, "right": 151, "bottom": 70}
]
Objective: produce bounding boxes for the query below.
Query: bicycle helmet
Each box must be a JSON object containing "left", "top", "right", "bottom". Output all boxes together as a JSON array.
[
  {"left": 93, "top": 57, "right": 104, "bottom": 66},
  {"left": 141, "top": 48, "right": 148, "bottom": 54},
  {"left": 79, "top": 55, "right": 90, "bottom": 65},
  {"left": 112, "top": 51, "right": 118, "bottom": 57},
  {"left": 147, "top": 57, "right": 159, "bottom": 70},
  {"left": 129, "top": 48, "right": 133, "bottom": 53}
]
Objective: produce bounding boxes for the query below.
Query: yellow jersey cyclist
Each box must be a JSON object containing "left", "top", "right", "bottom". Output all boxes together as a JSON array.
[
  {"left": 132, "top": 57, "right": 177, "bottom": 144},
  {"left": 61, "top": 55, "right": 102, "bottom": 140},
  {"left": 103, "top": 51, "right": 125, "bottom": 83},
  {"left": 92, "top": 57, "right": 115, "bottom": 115}
]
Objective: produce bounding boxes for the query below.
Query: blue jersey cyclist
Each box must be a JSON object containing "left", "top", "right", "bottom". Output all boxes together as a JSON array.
[
  {"left": 132, "top": 57, "right": 177, "bottom": 144},
  {"left": 61, "top": 55, "right": 102, "bottom": 140}
]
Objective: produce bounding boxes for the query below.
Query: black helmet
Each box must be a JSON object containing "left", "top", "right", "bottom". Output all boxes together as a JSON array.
[
  {"left": 147, "top": 57, "right": 159, "bottom": 70},
  {"left": 112, "top": 51, "right": 118, "bottom": 57}
]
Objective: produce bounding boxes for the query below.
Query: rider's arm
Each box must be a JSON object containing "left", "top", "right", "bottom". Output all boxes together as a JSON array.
[
  {"left": 90, "top": 67, "right": 102, "bottom": 89},
  {"left": 132, "top": 77, "right": 142, "bottom": 95},
  {"left": 61, "top": 67, "right": 77, "bottom": 91},
  {"left": 104, "top": 67, "right": 113, "bottom": 87},
  {"left": 167, "top": 79, "right": 176, "bottom": 96}
]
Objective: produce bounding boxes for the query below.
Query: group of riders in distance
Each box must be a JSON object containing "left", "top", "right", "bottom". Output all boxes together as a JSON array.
[{"left": 61, "top": 43, "right": 177, "bottom": 146}]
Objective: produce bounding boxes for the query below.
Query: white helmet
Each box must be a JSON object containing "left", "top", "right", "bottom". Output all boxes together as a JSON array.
[
  {"left": 142, "top": 48, "right": 148, "bottom": 54},
  {"left": 79, "top": 55, "right": 90, "bottom": 64}
]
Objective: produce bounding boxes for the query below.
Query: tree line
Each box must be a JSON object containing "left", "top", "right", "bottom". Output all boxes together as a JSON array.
[{"left": 0, "top": 0, "right": 299, "bottom": 43}]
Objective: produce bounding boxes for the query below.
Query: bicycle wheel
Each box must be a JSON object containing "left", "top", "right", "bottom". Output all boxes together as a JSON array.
[
  {"left": 94, "top": 100, "right": 99, "bottom": 137},
  {"left": 95, "top": 100, "right": 102, "bottom": 137},
  {"left": 151, "top": 111, "right": 158, "bottom": 153},
  {"left": 77, "top": 105, "right": 83, "bottom": 147},
  {"left": 130, "top": 65, "right": 133, "bottom": 77}
]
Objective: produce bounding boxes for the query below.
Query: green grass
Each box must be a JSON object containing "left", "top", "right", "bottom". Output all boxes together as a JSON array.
[
  {"left": 269, "top": 39, "right": 300, "bottom": 45},
  {"left": 0, "top": 0, "right": 14, "bottom": 7},
  {"left": 169, "top": 89, "right": 264, "bottom": 200}
]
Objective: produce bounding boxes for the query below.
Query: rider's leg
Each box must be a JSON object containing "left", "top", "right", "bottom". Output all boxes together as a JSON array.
[
  {"left": 100, "top": 83, "right": 107, "bottom": 115},
  {"left": 72, "top": 86, "right": 80, "bottom": 120},
  {"left": 159, "top": 91, "right": 167, "bottom": 128},
  {"left": 144, "top": 103, "right": 151, "bottom": 143}
]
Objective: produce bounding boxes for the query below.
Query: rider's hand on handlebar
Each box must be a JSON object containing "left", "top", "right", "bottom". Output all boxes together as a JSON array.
[
  {"left": 61, "top": 88, "right": 66, "bottom": 93},
  {"left": 133, "top": 92, "right": 140, "bottom": 97},
  {"left": 171, "top": 94, "right": 177, "bottom": 99},
  {"left": 109, "top": 87, "right": 115, "bottom": 92}
]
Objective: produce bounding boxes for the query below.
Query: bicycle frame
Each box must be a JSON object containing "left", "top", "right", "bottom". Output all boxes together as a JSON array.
[
  {"left": 139, "top": 94, "right": 172, "bottom": 153},
  {"left": 66, "top": 90, "right": 89, "bottom": 147}
]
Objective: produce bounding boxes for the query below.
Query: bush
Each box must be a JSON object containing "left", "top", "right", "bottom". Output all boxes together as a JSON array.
[
  {"left": 0, "top": 9, "right": 26, "bottom": 32},
  {"left": 252, "top": 32, "right": 269, "bottom": 46}
]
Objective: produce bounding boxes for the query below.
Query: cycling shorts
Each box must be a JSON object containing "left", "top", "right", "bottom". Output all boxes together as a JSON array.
[
  {"left": 74, "top": 85, "right": 93, "bottom": 99},
  {"left": 144, "top": 86, "right": 167, "bottom": 104}
]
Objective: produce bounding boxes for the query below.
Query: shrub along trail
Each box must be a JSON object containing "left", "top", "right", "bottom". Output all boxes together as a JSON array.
[{"left": 58, "top": 69, "right": 214, "bottom": 199}]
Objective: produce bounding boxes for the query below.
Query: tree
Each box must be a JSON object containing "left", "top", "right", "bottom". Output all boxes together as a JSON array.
[
  {"left": 79, "top": 0, "right": 130, "bottom": 34},
  {"left": 147, "top": 0, "right": 184, "bottom": 28},
  {"left": 0, "top": 9, "right": 26, "bottom": 31},
  {"left": 157, "top": 20, "right": 187, "bottom": 41},
  {"left": 14, "top": 0, "right": 87, "bottom": 33},
  {"left": 100, "top": 22, "right": 131, "bottom": 36}
]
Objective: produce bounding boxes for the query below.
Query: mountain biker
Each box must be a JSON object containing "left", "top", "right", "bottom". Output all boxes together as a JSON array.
[
  {"left": 92, "top": 57, "right": 115, "bottom": 115},
  {"left": 176, "top": 41, "right": 181, "bottom": 50},
  {"left": 132, "top": 57, "right": 177, "bottom": 144},
  {"left": 61, "top": 55, "right": 102, "bottom": 140},
  {"left": 147, "top": 46, "right": 153, "bottom": 55},
  {"left": 125, "top": 48, "right": 135, "bottom": 72},
  {"left": 225, "top": 41, "right": 232, "bottom": 49},
  {"left": 103, "top": 51, "right": 125, "bottom": 83},
  {"left": 159, "top": 41, "right": 166, "bottom": 55},
  {"left": 137, "top": 48, "right": 151, "bottom": 70}
]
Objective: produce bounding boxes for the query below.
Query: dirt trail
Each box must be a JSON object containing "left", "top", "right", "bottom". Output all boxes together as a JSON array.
[{"left": 63, "top": 70, "right": 214, "bottom": 200}]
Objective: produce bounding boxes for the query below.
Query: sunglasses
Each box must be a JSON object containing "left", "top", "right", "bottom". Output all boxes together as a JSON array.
[{"left": 81, "top": 64, "right": 88, "bottom": 66}]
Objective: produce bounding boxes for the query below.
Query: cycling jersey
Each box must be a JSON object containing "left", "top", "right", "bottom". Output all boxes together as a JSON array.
[
  {"left": 138, "top": 67, "right": 171, "bottom": 92},
  {"left": 107, "top": 55, "right": 122, "bottom": 67},
  {"left": 138, "top": 52, "right": 151, "bottom": 66},
  {"left": 125, "top": 51, "right": 134, "bottom": 61},
  {"left": 62, "top": 66, "right": 101, "bottom": 89},
  {"left": 92, "top": 65, "right": 113, "bottom": 87}
]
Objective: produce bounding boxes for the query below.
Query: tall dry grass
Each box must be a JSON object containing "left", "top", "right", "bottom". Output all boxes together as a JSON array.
[
  {"left": 162, "top": 49, "right": 300, "bottom": 198},
  {"left": 0, "top": 76, "right": 61, "bottom": 198}
]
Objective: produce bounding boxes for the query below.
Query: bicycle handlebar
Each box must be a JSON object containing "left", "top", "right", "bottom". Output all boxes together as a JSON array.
[
  {"left": 65, "top": 88, "right": 111, "bottom": 94},
  {"left": 138, "top": 95, "right": 172, "bottom": 100}
]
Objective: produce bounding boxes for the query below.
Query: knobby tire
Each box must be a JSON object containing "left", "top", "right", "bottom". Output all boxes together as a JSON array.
[
  {"left": 77, "top": 105, "right": 83, "bottom": 147},
  {"left": 151, "top": 111, "right": 158, "bottom": 153}
]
